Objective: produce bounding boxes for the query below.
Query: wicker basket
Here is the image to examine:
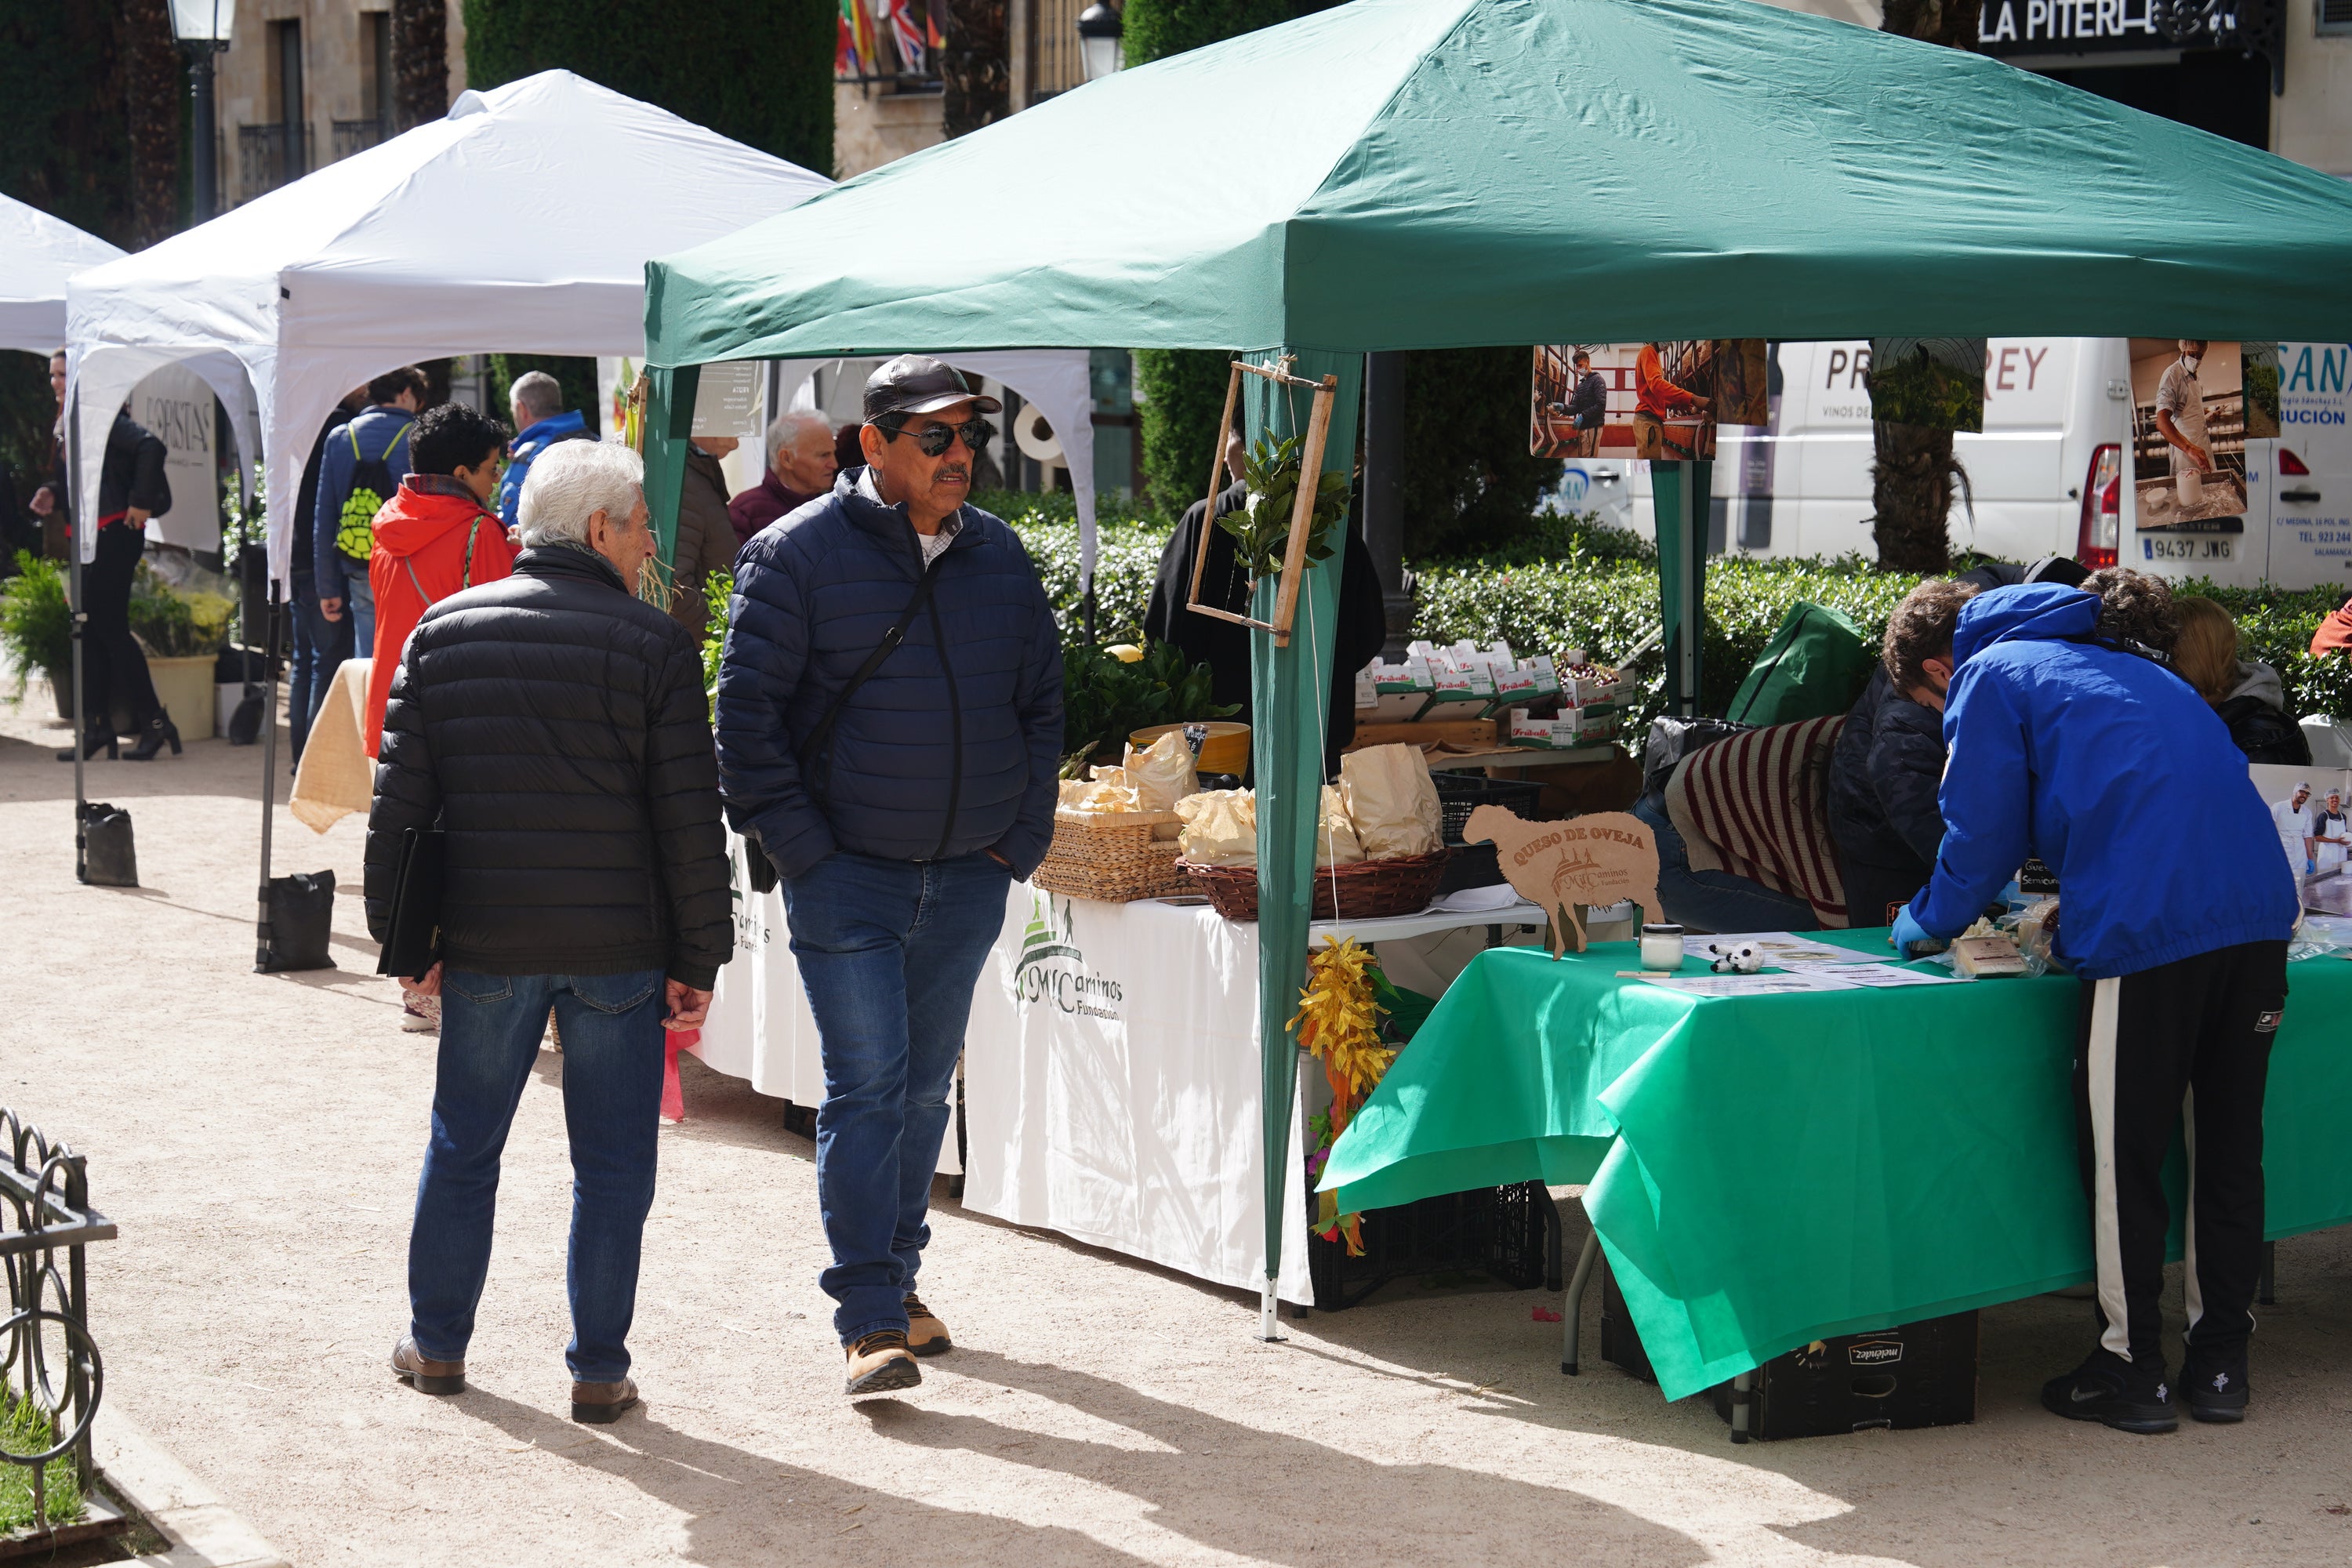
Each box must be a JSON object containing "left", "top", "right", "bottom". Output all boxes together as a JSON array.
[
  {"left": 1032, "top": 809, "right": 1191, "bottom": 902},
  {"left": 1180, "top": 849, "right": 1454, "bottom": 922}
]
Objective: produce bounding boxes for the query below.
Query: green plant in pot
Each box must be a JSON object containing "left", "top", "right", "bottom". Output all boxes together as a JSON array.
[
  {"left": 1218, "top": 432, "right": 1351, "bottom": 582},
  {"left": 0, "top": 551, "right": 72, "bottom": 711},
  {"left": 1060, "top": 639, "right": 1236, "bottom": 777},
  {"left": 128, "top": 563, "right": 234, "bottom": 659}
]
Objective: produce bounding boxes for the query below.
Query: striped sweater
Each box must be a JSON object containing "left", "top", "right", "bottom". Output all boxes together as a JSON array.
[{"left": 1664, "top": 715, "right": 1849, "bottom": 927}]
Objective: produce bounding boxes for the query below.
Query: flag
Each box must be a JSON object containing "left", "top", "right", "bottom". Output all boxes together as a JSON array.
[
  {"left": 838, "top": 0, "right": 879, "bottom": 76},
  {"left": 882, "top": 0, "right": 927, "bottom": 74}
]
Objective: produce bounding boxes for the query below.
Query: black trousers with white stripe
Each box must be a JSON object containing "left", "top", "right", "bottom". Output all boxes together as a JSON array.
[{"left": 2071, "top": 939, "right": 2288, "bottom": 1367}]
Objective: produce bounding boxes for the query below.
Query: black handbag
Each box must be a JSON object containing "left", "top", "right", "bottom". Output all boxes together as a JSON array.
[
  {"left": 376, "top": 827, "right": 445, "bottom": 982},
  {"left": 1639, "top": 714, "right": 1755, "bottom": 806}
]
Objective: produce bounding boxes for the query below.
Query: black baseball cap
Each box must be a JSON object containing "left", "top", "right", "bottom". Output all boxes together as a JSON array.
[{"left": 862, "top": 355, "right": 1002, "bottom": 422}]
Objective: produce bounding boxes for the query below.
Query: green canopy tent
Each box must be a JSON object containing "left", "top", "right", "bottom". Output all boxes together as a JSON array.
[{"left": 639, "top": 0, "right": 2352, "bottom": 1335}]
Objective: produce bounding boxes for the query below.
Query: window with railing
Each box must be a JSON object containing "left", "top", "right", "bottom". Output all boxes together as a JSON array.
[
  {"left": 238, "top": 123, "right": 303, "bottom": 201},
  {"left": 838, "top": 0, "right": 946, "bottom": 89},
  {"left": 332, "top": 119, "right": 386, "bottom": 160}
]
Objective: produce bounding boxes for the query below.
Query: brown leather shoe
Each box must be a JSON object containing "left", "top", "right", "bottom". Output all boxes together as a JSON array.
[
  {"left": 390, "top": 1338, "right": 465, "bottom": 1396},
  {"left": 845, "top": 1330, "right": 921, "bottom": 1396},
  {"left": 572, "top": 1376, "right": 640, "bottom": 1424},
  {"left": 903, "top": 1293, "right": 952, "bottom": 1357}
]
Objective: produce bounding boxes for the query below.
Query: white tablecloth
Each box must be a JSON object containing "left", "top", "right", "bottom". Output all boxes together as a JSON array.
[{"left": 693, "top": 831, "right": 1541, "bottom": 1304}]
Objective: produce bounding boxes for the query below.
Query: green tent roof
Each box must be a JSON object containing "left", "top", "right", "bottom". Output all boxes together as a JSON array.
[{"left": 644, "top": 0, "right": 2352, "bottom": 364}]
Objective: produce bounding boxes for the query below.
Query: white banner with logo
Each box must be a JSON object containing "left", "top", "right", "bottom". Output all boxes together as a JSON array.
[{"left": 962, "top": 881, "right": 1314, "bottom": 1306}]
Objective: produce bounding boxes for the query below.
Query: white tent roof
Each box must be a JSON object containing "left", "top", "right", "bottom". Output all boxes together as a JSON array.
[
  {"left": 1, "top": 196, "right": 122, "bottom": 356},
  {"left": 64, "top": 71, "right": 855, "bottom": 586}
]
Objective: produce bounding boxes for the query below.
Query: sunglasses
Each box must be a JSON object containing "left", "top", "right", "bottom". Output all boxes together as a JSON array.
[{"left": 877, "top": 416, "right": 995, "bottom": 457}]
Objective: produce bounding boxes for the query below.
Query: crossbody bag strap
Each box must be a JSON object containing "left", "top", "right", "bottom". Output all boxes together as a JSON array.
[{"left": 796, "top": 556, "right": 946, "bottom": 792}]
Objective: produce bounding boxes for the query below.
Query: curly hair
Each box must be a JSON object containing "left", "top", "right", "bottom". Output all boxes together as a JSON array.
[
  {"left": 2085, "top": 567, "right": 2180, "bottom": 656},
  {"left": 1883, "top": 578, "right": 1980, "bottom": 693}
]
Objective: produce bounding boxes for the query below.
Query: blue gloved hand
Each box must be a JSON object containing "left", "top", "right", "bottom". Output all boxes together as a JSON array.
[
  {"left": 2308, "top": 858, "right": 2318, "bottom": 875},
  {"left": 1889, "top": 906, "right": 1933, "bottom": 956}
]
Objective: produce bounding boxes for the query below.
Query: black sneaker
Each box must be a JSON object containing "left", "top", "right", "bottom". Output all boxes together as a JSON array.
[
  {"left": 2041, "top": 1348, "right": 2177, "bottom": 1434},
  {"left": 2179, "top": 1342, "right": 2250, "bottom": 1423}
]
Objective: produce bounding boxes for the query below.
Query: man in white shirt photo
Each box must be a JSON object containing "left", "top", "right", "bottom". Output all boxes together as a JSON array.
[{"left": 2273, "top": 782, "right": 2315, "bottom": 878}]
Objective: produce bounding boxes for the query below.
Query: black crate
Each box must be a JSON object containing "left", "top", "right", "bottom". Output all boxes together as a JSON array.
[
  {"left": 1432, "top": 773, "right": 1548, "bottom": 844},
  {"left": 1707, "top": 1312, "right": 1980, "bottom": 1440},
  {"left": 1308, "top": 1180, "right": 1550, "bottom": 1312},
  {"left": 1599, "top": 1259, "right": 1658, "bottom": 1384}
]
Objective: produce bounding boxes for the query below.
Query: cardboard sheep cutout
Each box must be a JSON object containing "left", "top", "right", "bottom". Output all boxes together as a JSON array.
[{"left": 1465, "top": 806, "right": 1664, "bottom": 957}]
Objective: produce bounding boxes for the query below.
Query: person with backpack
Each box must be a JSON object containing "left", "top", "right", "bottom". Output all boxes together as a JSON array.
[
  {"left": 316, "top": 366, "right": 426, "bottom": 655},
  {"left": 1892, "top": 569, "right": 2297, "bottom": 1434},
  {"left": 364, "top": 402, "right": 517, "bottom": 762}
]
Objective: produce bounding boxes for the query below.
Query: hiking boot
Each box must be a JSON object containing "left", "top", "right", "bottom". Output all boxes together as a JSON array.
[
  {"left": 904, "top": 1293, "right": 952, "bottom": 1357},
  {"left": 390, "top": 1337, "right": 465, "bottom": 1396},
  {"left": 572, "top": 1377, "right": 641, "bottom": 1425},
  {"left": 2179, "top": 1342, "right": 2250, "bottom": 1423},
  {"left": 2041, "top": 1347, "right": 2176, "bottom": 1435},
  {"left": 845, "top": 1330, "right": 921, "bottom": 1396}
]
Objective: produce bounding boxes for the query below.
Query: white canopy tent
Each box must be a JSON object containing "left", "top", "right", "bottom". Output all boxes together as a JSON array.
[
  {"left": 0, "top": 195, "right": 122, "bottom": 354},
  {"left": 66, "top": 68, "right": 1108, "bottom": 590}
]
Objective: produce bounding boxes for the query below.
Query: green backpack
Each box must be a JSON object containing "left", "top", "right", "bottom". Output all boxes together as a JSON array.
[
  {"left": 1724, "top": 600, "right": 1876, "bottom": 728},
  {"left": 332, "top": 419, "right": 412, "bottom": 562}
]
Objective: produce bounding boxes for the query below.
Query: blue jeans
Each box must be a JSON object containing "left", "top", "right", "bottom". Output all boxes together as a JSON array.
[
  {"left": 344, "top": 572, "right": 376, "bottom": 664},
  {"left": 407, "top": 968, "right": 666, "bottom": 1382},
  {"left": 289, "top": 577, "right": 354, "bottom": 758},
  {"left": 783, "top": 849, "right": 1012, "bottom": 1345},
  {"left": 1634, "top": 796, "right": 1819, "bottom": 935}
]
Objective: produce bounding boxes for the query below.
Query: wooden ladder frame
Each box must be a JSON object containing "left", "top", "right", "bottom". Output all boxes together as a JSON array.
[{"left": 1185, "top": 356, "right": 1341, "bottom": 649}]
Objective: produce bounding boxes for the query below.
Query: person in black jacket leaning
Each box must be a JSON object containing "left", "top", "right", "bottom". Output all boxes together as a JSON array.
[
  {"left": 365, "top": 438, "right": 730, "bottom": 1426},
  {"left": 717, "top": 357, "right": 1062, "bottom": 1399},
  {"left": 1828, "top": 578, "right": 1979, "bottom": 926}
]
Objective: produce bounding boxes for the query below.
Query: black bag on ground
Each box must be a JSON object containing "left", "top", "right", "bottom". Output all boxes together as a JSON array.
[
  {"left": 79, "top": 802, "right": 137, "bottom": 887},
  {"left": 376, "top": 829, "right": 444, "bottom": 981},
  {"left": 260, "top": 870, "right": 338, "bottom": 973},
  {"left": 228, "top": 684, "right": 266, "bottom": 746}
]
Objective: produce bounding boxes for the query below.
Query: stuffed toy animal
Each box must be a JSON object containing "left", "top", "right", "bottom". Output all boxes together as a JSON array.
[{"left": 1706, "top": 941, "right": 1764, "bottom": 975}]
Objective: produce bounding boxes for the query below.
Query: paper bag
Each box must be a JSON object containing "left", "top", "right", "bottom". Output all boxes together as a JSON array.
[
  {"left": 1339, "top": 743, "right": 1441, "bottom": 859},
  {"left": 1316, "top": 785, "right": 1367, "bottom": 868},
  {"left": 1176, "top": 789, "right": 1258, "bottom": 867},
  {"left": 1123, "top": 729, "right": 1200, "bottom": 814}
]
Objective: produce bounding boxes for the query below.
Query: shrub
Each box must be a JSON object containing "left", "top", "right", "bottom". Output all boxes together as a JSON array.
[
  {"left": 128, "top": 563, "right": 233, "bottom": 659},
  {"left": 0, "top": 550, "right": 71, "bottom": 691},
  {"left": 2176, "top": 577, "right": 2352, "bottom": 721}
]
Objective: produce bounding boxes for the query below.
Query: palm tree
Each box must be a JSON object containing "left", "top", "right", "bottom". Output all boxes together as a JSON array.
[
  {"left": 394, "top": 0, "right": 451, "bottom": 132},
  {"left": 122, "top": 0, "right": 180, "bottom": 245},
  {"left": 1870, "top": 0, "right": 1977, "bottom": 574},
  {"left": 941, "top": 0, "right": 1011, "bottom": 138}
]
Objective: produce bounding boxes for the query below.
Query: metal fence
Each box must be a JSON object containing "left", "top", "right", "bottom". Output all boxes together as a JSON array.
[
  {"left": 332, "top": 118, "right": 388, "bottom": 162},
  {"left": 237, "top": 123, "right": 305, "bottom": 203},
  {"left": 2, "top": 1109, "right": 114, "bottom": 1537}
]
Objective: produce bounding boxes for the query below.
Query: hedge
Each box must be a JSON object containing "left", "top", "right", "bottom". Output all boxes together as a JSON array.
[{"left": 996, "top": 495, "right": 2352, "bottom": 724}]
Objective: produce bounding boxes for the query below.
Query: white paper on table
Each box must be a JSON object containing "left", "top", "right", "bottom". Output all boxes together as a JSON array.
[
  {"left": 1681, "top": 931, "right": 1893, "bottom": 967},
  {"left": 1430, "top": 884, "right": 1523, "bottom": 913},
  {"left": 1807, "top": 961, "right": 1970, "bottom": 989},
  {"left": 1643, "top": 970, "right": 1862, "bottom": 998}
]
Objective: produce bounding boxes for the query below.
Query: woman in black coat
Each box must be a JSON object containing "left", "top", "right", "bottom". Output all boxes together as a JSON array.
[{"left": 58, "top": 408, "right": 176, "bottom": 761}]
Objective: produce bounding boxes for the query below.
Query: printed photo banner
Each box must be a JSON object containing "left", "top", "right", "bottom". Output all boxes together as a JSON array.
[
  {"left": 1531, "top": 340, "right": 1768, "bottom": 464},
  {"left": 2130, "top": 337, "right": 2249, "bottom": 535}
]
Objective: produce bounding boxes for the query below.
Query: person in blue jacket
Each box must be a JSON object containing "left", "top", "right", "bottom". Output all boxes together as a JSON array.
[
  {"left": 716, "top": 356, "right": 1062, "bottom": 1399},
  {"left": 497, "top": 370, "right": 590, "bottom": 532},
  {"left": 1893, "top": 570, "right": 2296, "bottom": 1435}
]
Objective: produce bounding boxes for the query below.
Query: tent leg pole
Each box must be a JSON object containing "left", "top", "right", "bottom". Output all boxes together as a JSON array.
[
  {"left": 1561, "top": 1229, "right": 1600, "bottom": 1375},
  {"left": 1260, "top": 1279, "right": 1283, "bottom": 1342},
  {"left": 67, "top": 398, "right": 88, "bottom": 884},
  {"left": 254, "top": 580, "right": 283, "bottom": 972}
]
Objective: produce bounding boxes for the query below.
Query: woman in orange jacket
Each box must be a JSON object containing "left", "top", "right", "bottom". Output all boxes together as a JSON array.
[{"left": 365, "top": 402, "right": 519, "bottom": 756}]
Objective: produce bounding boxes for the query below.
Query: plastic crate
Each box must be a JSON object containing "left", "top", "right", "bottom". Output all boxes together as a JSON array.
[
  {"left": 1432, "top": 773, "right": 1548, "bottom": 844},
  {"left": 1307, "top": 1179, "right": 1551, "bottom": 1312}
]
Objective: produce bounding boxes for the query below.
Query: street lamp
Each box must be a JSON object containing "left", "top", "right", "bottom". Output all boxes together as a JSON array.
[
  {"left": 1076, "top": 1, "right": 1123, "bottom": 82},
  {"left": 169, "top": 0, "right": 234, "bottom": 223}
]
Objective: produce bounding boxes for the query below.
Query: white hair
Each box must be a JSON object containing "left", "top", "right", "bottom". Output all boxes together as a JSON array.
[
  {"left": 765, "top": 408, "right": 833, "bottom": 467},
  {"left": 517, "top": 438, "right": 644, "bottom": 548},
  {"left": 510, "top": 369, "right": 564, "bottom": 423}
]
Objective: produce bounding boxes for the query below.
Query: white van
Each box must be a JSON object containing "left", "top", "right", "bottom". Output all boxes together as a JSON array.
[{"left": 1599, "top": 340, "right": 2352, "bottom": 590}]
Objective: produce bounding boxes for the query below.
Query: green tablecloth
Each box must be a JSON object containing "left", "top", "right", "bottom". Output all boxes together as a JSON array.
[{"left": 1319, "top": 931, "right": 2352, "bottom": 1401}]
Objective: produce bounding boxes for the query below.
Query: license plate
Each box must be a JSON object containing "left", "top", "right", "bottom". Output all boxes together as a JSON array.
[{"left": 2143, "top": 536, "right": 2233, "bottom": 561}]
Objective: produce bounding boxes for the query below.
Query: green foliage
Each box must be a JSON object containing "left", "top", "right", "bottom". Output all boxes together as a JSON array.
[
  {"left": 1398, "top": 347, "right": 1565, "bottom": 559},
  {"left": 128, "top": 564, "right": 233, "bottom": 660},
  {"left": 0, "top": 6, "right": 133, "bottom": 246},
  {"left": 1060, "top": 640, "right": 1237, "bottom": 773},
  {"left": 0, "top": 550, "right": 71, "bottom": 688},
  {"left": 1003, "top": 513, "right": 1169, "bottom": 646},
  {"left": 702, "top": 567, "right": 731, "bottom": 713},
  {"left": 1423, "top": 509, "right": 1653, "bottom": 571},
  {"left": 488, "top": 355, "right": 600, "bottom": 437},
  {"left": 1121, "top": 0, "right": 1293, "bottom": 64},
  {"left": 463, "top": 0, "right": 836, "bottom": 176},
  {"left": 2175, "top": 576, "right": 2352, "bottom": 721},
  {"left": 1134, "top": 348, "right": 1234, "bottom": 516},
  {"left": 1, "top": 352, "right": 55, "bottom": 525},
  {"left": 1220, "top": 433, "right": 1348, "bottom": 578},
  {"left": 0, "top": 1392, "right": 83, "bottom": 1531}
]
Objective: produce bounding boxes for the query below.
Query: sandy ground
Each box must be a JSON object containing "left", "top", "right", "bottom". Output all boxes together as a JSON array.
[{"left": 5, "top": 681, "right": 2352, "bottom": 1568}]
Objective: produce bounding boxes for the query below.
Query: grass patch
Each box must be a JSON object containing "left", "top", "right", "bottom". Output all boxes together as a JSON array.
[{"left": 0, "top": 1392, "right": 84, "bottom": 1533}]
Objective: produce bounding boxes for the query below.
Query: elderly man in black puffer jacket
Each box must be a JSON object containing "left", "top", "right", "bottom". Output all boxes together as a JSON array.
[
  {"left": 1828, "top": 578, "right": 1979, "bottom": 926},
  {"left": 717, "top": 357, "right": 1062, "bottom": 1399},
  {"left": 366, "top": 438, "right": 730, "bottom": 1427}
]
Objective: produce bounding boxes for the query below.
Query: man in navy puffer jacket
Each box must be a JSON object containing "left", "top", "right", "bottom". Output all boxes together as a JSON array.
[
  {"left": 717, "top": 357, "right": 1062, "bottom": 1397},
  {"left": 1894, "top": 573, "right": 2296, "bottom": 1436}
]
